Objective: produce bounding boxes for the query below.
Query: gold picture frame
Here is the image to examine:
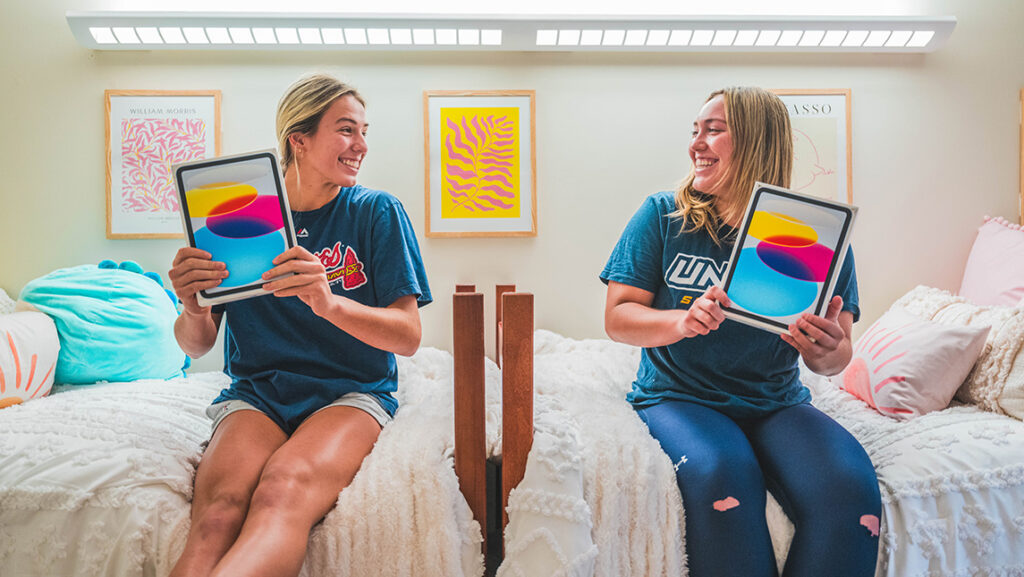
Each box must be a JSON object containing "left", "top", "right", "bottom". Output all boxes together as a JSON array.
[
  {"left": 105, "top": 89, "right": 221, "bottom": 239},
  {"left": 423, "top": 90, "right": 537, "bottom": 237}
]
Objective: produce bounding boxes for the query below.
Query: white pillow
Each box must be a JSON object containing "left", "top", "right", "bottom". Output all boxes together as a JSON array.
[
  {"left": 0, "top": 288, "right": 14, "bottom": 315},
  {"left": 834, "top": 308, "right": 989, "bottom": 419},
  {"left": 499, "top": 399, "right": 597, "bottom": 576},
  {"left": 0, "top": 311, "right": 60, "bottom": 408},
  {"left": 890, "top": 285, "right": 1024, "bottom": 419}
]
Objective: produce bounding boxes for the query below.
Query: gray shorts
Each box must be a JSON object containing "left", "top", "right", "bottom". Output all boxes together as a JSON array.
[{"left": 206, "top": 392, "right": 393, "bottom": 435}]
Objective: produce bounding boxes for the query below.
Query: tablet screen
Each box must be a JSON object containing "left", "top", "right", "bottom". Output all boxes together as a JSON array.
[
  {"left": 175, "top": 151, "right": 295, "bottom": 302},
  {"left": 721, "top": 184, "right": 856, "bottom": 333}
]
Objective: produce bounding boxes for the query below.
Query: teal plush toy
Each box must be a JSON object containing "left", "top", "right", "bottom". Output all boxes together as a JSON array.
[{"left": 19, "top": 261, "right": 189, "bottom": 384}]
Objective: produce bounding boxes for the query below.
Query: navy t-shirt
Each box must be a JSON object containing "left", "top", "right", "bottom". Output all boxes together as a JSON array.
[
  {"left": 600, "top": 191, "right": 859, "bottom": 419},
  {"left": 212, "top": 185, "right": 431, "bottom": 433}
]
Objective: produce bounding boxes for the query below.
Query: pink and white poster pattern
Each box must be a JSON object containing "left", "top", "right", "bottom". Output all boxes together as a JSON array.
[{"left": 120, "top": 118, "right": 206, "bottom": 214}]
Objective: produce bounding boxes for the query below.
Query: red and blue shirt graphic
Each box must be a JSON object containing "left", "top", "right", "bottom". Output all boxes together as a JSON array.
[{"left": 315, "top": 241, "right": 368, "bottom": 290}]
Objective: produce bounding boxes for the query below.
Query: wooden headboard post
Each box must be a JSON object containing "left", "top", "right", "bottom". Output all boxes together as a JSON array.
[
  {"left": 453, "top": 291, "right": 487, "bottom": 555},
  {"left": 500, "top": 292, "right": 534, "bottom": 531},
  {"left": 495, "top": 284, "right": 516, "bottom": 366}
]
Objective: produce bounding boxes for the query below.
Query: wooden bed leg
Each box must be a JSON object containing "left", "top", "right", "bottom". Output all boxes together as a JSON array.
[
  {"left": 453, "top": 292, "right": 487, "bottom": 557},
  {"left": 501, "top": 292, "right": 533, "bottom": 537},
  {"left": 495, "top": 284, "right": 516, "bottom": 367}
]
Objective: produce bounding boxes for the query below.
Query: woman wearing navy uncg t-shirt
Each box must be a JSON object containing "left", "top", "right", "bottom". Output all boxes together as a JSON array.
[
  {"left": 168, "top": 74, "right": 430, "bottom": 577},
  {"left": 601, "top": 87, "right": 880, "bottom": 577}
]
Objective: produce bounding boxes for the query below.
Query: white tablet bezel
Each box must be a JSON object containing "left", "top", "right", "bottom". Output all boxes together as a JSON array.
[
  {"left": 719, "top": 182, "right": 857, "bottom": 335},
  {"left": 173, "top": 149, "right": 297, "bottom": 307}
]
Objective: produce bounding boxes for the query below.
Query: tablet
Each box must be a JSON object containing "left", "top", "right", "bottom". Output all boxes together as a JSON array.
[
  {"left": 720, "top": 182, "right": 857, "bottom": 335},
  {"left": 173, "top": 150, "right": 297, "bottom": 307}
]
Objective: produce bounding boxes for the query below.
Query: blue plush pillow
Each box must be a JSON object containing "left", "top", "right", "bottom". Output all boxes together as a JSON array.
[{"left": 19, "top": 263, "right": 187, "bottom": 384}]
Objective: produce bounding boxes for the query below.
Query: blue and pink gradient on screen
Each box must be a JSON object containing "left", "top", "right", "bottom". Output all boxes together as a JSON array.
[
  {"left": 186, "top": 184, "right": 287, "bottom": 289},
  {"left": 728, "top": 211, "right": 834, "bottom": 317}
]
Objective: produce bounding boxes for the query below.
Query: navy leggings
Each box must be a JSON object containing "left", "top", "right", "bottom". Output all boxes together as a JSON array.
[{"left": 637, "top": 400, "right": 881, "bottom": 577}]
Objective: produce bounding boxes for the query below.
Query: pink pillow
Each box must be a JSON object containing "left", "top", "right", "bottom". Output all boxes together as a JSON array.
[
  {"left": 835, "top": 308, "right": 990, "bottom": 419},
  {"left": 959, "top": 216, "right": 1024, "bottom": 306}
]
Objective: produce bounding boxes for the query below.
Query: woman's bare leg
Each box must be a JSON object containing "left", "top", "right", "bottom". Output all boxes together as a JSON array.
[
  {"left": 209, "top": 406, "right": 381, "bottom": 577},
  {"left": 169, "top": 410, "right": 287, "bottom": 577}
]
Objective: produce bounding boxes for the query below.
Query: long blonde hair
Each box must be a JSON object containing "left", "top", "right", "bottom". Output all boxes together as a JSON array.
[
  {"left": 670, "top": 87, "right": 793, "bottom": 244},
  {"left": 276, "top": 73, "right": 365, "bottom": 173}
]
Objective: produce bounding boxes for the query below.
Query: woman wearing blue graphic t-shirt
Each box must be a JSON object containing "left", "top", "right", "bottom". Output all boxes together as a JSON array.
[
  {"left": 167, "top": 74, "right": 431, "bottom": 577},
  {"left": 601, "top": 87, "right": 880, "bottom": 577}
]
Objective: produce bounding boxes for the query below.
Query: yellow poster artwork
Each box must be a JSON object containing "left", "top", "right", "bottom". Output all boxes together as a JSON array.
[{"left": 439, "top": 107, "right": 520, "bottom": 219}]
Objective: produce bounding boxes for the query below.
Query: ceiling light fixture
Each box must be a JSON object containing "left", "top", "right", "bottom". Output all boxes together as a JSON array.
[{"left": 69, "top": 12, "right": 956, "bottom": 53}]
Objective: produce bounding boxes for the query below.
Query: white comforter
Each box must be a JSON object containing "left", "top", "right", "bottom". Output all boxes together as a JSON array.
[
  {"left": 0, "top": 348, "right": 501, "bottom": 577},
  {"left": 501, "top": 330, "right": 1024, "bottom": 577}
]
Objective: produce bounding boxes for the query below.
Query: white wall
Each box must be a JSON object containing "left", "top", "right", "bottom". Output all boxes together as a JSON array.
[{"left": 1, "top": 1, "right": 1021, "bottom": 372}]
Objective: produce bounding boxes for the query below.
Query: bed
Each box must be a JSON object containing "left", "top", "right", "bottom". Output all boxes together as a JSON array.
[
  {"left": 0, "top": 285, "right": 533, "bottom": 577},
  {"left": 497, "top": 315, "right": 1024, "bottom": 576},
  {"left": 499, "top": 327, "right": 1024, "bottom": 576}
]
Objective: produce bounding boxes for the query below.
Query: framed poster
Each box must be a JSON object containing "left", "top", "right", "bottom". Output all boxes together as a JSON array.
[
  {"left": 721, "top": 182, "right": 857, "bottom": 335},
  {"left": 106, "top": 89, "right": 221, "bottom": 239},
  {"left": 174, "top": 149, "right": 296, "bottom": 306},
  {"left": 773, "top": 89, "right": 852, "bottom": 204},
  {"left": 423, "top": 90, "right": 536, "bottom": 237}
]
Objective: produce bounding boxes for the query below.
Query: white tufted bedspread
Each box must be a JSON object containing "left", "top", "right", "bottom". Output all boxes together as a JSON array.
[
  {"left": 0, "top": 347, "right": 501, "bottom": 577},
  {"left": 500, "top": 330, "right": 1024, "bottom": 577}
]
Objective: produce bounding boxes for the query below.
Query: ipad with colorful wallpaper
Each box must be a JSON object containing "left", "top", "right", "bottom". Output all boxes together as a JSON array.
[
  {"left": 720, "top": 182, "right": 857, "bottom": 335},
  {"left": 173, "top": 150, "right": 297, "bottom": 307}
]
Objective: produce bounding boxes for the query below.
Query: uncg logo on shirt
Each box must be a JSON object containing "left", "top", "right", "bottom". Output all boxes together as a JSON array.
[
  {"left": 314, "top": 241, "right": 368, "bottom": 290},
  {"left": 664, "top": 253, "right": 728, "bottom": 303}
]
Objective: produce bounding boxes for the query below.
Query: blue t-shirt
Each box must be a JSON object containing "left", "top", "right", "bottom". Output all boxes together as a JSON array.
[
  {"left": 212, "top": 185, "right": 431, "bottom": 433},
  {"left": 600, "top": 191, "right": 859, "bottom": 419}
]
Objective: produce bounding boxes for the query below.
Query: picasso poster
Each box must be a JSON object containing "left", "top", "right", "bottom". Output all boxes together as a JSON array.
[
  {"left": 721, "top": 183, "right": 857, "bottom": 335},
  {"left": 424, "top": 91, "right": 536, "bottom": 237},
  {"left": 773, "top": 89, "right": 852, "bottom": 204},
  {"left": 106, "top": 90, "right": 221, "bottom": 238}
]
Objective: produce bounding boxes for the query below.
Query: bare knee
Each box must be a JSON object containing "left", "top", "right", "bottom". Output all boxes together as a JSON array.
[
  {"left": 248, "top": 463, "right": 316, "bottom": 514},
  {"left": 192, "top": 492, "right": 250, "bottom": 538}
]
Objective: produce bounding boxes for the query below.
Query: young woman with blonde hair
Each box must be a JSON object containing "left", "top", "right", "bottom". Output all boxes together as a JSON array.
[
  {"left": 602, "top": 86, "right": 880, "bottom": 576},
  {"left": 168, "top": 73, "right": 430, "bottom": 577}
]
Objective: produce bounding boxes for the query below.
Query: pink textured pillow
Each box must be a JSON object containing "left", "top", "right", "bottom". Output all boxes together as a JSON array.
[
  {"left": 959, "top": 216, "right": 1024, "bottom": 306},
  {"left": 836, "top": 308, "right": 990, "bottom": 419}
]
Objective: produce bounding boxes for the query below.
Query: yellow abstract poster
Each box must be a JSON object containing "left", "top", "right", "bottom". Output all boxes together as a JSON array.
[
  {"left": 425, "top": 91, "right": 535, "bottom": 237},
  {"left": 439, "top": 107, "right": 521, "bottom": 219}
]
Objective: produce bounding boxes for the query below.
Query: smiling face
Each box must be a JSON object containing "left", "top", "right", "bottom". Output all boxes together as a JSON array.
[
  {"left": 689, "top": 94, "right": 734, "bottom": 198},
  {"left": 293, "top": 94, "right": 368, "bottom": 189}
]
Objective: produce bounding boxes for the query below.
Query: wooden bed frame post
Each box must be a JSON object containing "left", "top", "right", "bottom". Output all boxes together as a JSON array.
[
  {"left": 501, "top": 292, "right": 534, "bottom": 533},
  {"left": 453, "top": 292, "right": 487, "bottom": 556},
  {"left": 495, "top": 284, "right": 516, "bottom": 367}
]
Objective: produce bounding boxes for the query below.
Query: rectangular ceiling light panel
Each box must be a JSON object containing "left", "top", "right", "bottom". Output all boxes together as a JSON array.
[{"left": 67, "top": 12, "right": 955, "bottom": 53}]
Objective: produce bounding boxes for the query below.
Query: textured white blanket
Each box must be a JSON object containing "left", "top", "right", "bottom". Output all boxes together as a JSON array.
[
  {"left": 0, "top": 347, "right": 499, "bottom": 577},
  {"left": 501, "top": 330, "right": 1024, "bottom": 577}
]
